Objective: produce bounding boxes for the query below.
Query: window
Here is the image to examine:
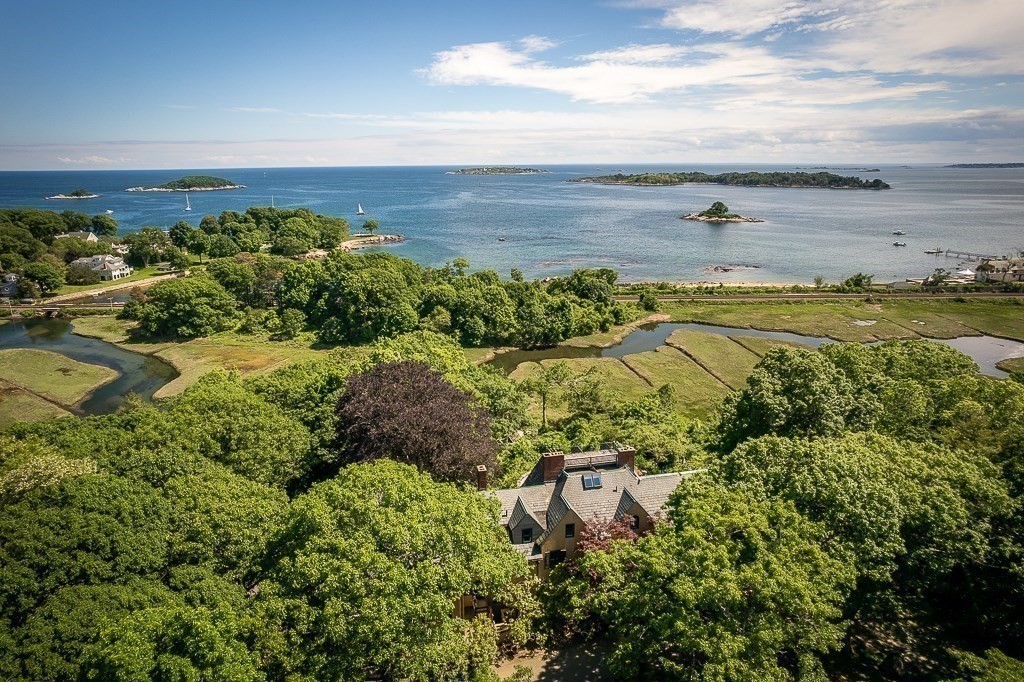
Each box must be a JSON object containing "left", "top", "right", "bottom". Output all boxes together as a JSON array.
[
  {"left": 630, "top": 515, "right": 640, "bottom": 530},
  {"left": 521, "top": 527, "right": 533, "bottom": 543},
  {"left": 582, "top": 472, "right": 603, "bottom": 490},
  {"left": 565, "top": 523, "right": 575, "bottom": 539}
]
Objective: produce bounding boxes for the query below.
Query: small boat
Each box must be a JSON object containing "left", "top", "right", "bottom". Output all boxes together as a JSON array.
[
  {"left": 271, "top": 195, "right": 275, "bottom": 208},
  {"left": 892, "top": 230, "right": 906, "bottom": 235},
  {"left": 357, "top": 204, "right": 365, "bottom": 216},
  {"left": 105, "top": 209, "right": 114, "bottom": 215},
  {"left": 893, "top": 241, "right": 907, "bottom": 247},
  {"left": 497, "top": 237, "right": 507, "bottom": 242},
  {"left": 184, "top": 193, "right": 192, "bottom": 212},
  {"left": 924, "top": 247, "right": 943, "bottom": 254}
]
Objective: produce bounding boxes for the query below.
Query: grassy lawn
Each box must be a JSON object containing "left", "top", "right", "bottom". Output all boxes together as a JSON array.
[
  {"left": 729, "top": 335, "right": 810, "bottom": 357},
  {"left": 0, "top": 349, "right": 118, "bottom": 407},
  {"left": 997, "top": 357, "right": 1024, "bottom": 374},
  {"left": 620, "top": 346, "right": 731, "bottom": 418},
  {"left": 665, "top": 329, "right": 761, "bottom": 389},
  {"left": 70, "top": 316, "right": 327, "bottom": 398},
  {"left": 464, "top": 347, "right": 501, "bottom": 364},
  {"left": 661, "top": 299, "right": 1024, "bottom": 343},
  {"left": 0, "top": 380, "right": 72, "bottom": 429},
  {"left": 49, "top": 266, "right": 166, "bottom": 297}
]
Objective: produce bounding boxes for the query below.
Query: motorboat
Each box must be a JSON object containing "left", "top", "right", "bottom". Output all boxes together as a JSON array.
[{"left": 893, "top": 241, "right": 907, "bottom": 247}]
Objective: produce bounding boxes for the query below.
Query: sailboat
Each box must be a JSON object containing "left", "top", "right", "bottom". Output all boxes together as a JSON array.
[
  {"left": 271, "top": 195, "right": 275, "bottom": 209},
  {"left": 184, "top": 193, "right": 192, "bottom": 212},
  {"left": 357, "top": 204, "right": 365, "bottom": 216}
]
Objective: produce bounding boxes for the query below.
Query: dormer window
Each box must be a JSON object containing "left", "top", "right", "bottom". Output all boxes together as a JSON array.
[
  {"left": 582, "top": 472, "right": 603, "bottom": 490},
  {"left": 521, "top": 527, "right": 533, "bottom": 543}
]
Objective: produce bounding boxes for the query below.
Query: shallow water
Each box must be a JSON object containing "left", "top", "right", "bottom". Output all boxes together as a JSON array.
[
  {"left": 2, "top": 164, "right": 1022, "bottom": 283},
  {"left": 0, "top": 319, "right": 177, "bottom": 413},
  {"left": 489, "top": 322, "right": 1024, "bottom": 378}
]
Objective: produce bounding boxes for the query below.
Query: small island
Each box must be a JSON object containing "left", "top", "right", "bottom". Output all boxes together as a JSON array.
[
  {"left": 125, "top": 175, "right": 246, "bottom": 192},
  {"left": 447, "top": 167, "right": 550, "bottom": 175},
  {"left": 945, "top": 163, "right": 1024, "bottom": 169},
  {"left": 46, "top": 188, "right": 100, "bottom": 200},
  {"left": 683, "top": 202, "right": 763, "bottom": 223},
  {"left": 571, "top": 171, "right": 890, "bottom": 189}
]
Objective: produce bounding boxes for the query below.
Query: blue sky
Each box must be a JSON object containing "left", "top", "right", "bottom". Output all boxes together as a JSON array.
[{"left": 2, "top": 0, "right": 1022, "bottom": 169}]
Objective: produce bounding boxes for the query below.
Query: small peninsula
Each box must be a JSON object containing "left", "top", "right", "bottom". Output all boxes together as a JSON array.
[
  {"left": 125, "top": 175, "right": 245, "bottom": 192},
  {"left": 683, "top": 202, "right": 763, "bottom": 223},
  {"left": 46, "top": 188, "right": 100, "bottom": 199},
  {"left": 945, "top": 163, "right": 1024, "bottom": 169},
  {"left": 795, "top": 166, "right": 881, "bottom": 172},
  {"left": 447, "top": 167, "right": 550, "bottom": 175},
  {"left": 571, "top": 171, "right": 890, "bottom": 189}
]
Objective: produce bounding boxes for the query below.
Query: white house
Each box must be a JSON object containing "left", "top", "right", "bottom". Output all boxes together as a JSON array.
[
  {"left": 55, "top": 231, "right": 99, "bottom": 243},
  {"left": 0, "top": 273, "right": 18, "bottom": 299},
  {"left": 71, "top": 255, "right": 133, "bottom": 281},
  {"left": 975, "top": 258, "right": 1024, "bottom": 283}
]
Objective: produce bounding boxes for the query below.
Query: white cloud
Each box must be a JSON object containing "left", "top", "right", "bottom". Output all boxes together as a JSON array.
[
  {"left": 519, "top": 35, "right": 559, "bottom": 53},
  {"left": 579, "top": 43, "right": 691, "bottom": 64},
  {"left": 56, "top": 155, "right": 131, "bottom": 165},
  {"left": 655, "top": 0, "right": 839, "bottom": 37}
]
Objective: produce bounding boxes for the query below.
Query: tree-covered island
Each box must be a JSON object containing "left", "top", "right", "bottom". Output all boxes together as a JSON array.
[
  {"left": 45, "top": 188, "right": 100, "bottom": 199},
  {"left": 683, "top": 201, "right": 763, "bottom": 223},
  {"left": 572, "top": 170, "right": 891, "bottom": 189},
  {"left": 125, "top": 175, "right": 246, "bottom": 192},
  {"left": 447, "top": 167, "right": 550, "bottom": 175}
]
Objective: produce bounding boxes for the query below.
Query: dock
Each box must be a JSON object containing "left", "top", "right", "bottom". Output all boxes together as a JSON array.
[{"left": 942, "top": 248, "right": 1001, "bottom": 261}]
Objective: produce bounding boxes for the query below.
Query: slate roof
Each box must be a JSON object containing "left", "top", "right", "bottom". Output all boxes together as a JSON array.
[{"left": 489, "top": 460, "right": 699, "bottom": 547}]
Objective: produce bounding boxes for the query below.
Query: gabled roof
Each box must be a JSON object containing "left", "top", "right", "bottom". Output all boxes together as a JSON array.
[{"left": 489, "top": 462, "right": 701, "bottom": 548}]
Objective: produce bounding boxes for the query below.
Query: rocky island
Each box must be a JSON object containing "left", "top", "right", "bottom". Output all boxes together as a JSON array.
[
  {"left": 125, "top": 175, "right": 246, "bottom": 192},
  {"left": 447, "top": 167, "right": 550, "bottom": 175},
  {"left": 46, "top": 188, "right": 100, "bottom": 199},
  {"left": 683, "top": 202, "right": 763, "bottom": 223},
  {"left": 571, "top": 171, "right": 890, "bottom": 189}
]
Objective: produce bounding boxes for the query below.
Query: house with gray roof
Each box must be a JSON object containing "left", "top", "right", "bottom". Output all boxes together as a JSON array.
[{"left": 481, "top": 443, "right": 697, "bottom": 578}]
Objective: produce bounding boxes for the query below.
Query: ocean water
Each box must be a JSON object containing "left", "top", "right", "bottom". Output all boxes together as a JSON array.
[{"left": 1, "top": 164, "right": 1021, "bottom": 283}]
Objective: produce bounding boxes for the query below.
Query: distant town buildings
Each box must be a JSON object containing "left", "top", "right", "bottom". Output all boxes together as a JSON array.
[
  {"left": 976, "top": 258, "right": 1024, "bottom": 283},
  {"left": 70, "top": 254, "right": 133, "bottom": 281}
]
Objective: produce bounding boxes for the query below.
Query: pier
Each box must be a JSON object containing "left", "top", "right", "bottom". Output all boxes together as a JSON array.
[{"left": 942, "top": 249, "right": 1001, "bottom": 261}]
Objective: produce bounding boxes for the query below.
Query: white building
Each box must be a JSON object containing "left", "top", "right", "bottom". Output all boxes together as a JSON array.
[
  {"left": 55, "top": 231, "right": 99, "bottom": 243},
  {"left": 71, "top": 255, "right": 133, "bottom": 281},
  {"left": 0, "top": 273, "right": 18, "bottom": 299},
  {"left": 975, "top": 258, "right": 1024, "bottom": 283}
]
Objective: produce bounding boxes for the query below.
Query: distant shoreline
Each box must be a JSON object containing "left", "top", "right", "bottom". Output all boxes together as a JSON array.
[
  {"left": 447, "top": 167, "right": 549, "bottom": 175},
  {"left": 45, "top": 193, "right": 100, "bottom": 200},
  {"left": 945, "top": 163, "right": 1024, "bottom": 169}
]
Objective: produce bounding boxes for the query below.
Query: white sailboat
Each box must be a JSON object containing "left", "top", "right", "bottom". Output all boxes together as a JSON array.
[
  {"left": 184, "top": 193, "right": 192, "bottom": 212},
  {"left": 357, "top": 203, "right": 365, "bottom": 216},
  {"left": 271, "top": 195, "right": 275, "bottom": 208}
]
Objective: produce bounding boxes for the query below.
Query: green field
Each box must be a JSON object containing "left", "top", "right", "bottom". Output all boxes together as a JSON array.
[
  {"left": 661, "top": 298, "right": 1024, "bottom": 342},
  {"left": 71, "top": 317, "right": 329, "bottom": 398},
  {"left": 998, "top": 357, "right": 1024, "bottom": 374},
  {"left": 664, "top": 329, "right": 761, "bottom": 389},
  {"left": 0, "top": 380, "right": 72, "bottom": 428},
  {"left": 728, "top": 335, "right": 809, "bottom": 357},
  {"left": 0, "top": 349, "right": 117, "bottom": 407},
  {"left": 619, "top": 346, "right": 731, "bottom": 417}
]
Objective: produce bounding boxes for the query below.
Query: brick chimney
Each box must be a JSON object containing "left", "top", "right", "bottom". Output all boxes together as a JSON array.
[
  {"left": 542, "top": 451, "right": 565, "bottom": 482},
  {"left": 616, "top": 446, "right": 636, "bottom": 472},
  {"left": 475, "top": 465, "right": 488, "bottom": 491}
]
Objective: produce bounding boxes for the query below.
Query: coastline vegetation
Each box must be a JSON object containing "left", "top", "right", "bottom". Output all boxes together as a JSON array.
[
  {"left": 46, "top": 189, "right": 100, "bottom": 199},
  {"left": 572, "top": 170, "right": 891, "bottom": 189}
]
